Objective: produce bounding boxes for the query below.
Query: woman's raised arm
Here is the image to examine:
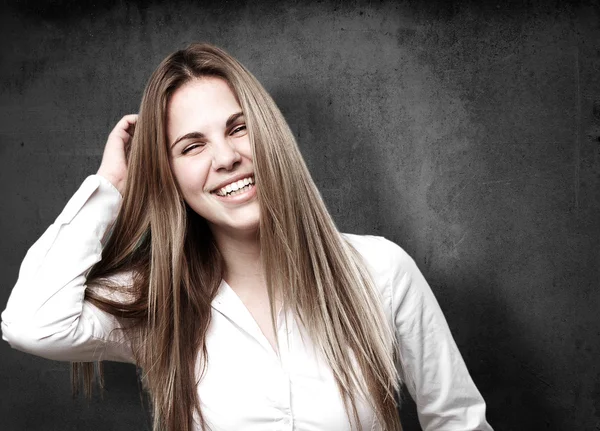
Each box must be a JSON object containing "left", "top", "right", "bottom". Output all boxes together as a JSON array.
[
  {"left": 97, "top": 113, "right": 137, "bottom": 195},
  {"left": 1, "top": 116, "right": 138, "bottom": 363}
]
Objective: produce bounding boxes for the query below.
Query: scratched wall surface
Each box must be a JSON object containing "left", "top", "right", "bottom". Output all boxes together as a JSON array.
[{"left": 1, "top": 0, "right": 599, "bottom": 430}]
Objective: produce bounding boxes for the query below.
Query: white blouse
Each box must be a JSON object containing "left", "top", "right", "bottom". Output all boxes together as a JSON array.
[{"left": 1, "top": 175, "right": 493, "bottom": 431}]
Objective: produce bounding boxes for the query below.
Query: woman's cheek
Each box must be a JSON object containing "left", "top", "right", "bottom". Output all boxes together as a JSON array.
[{"left": 176, "top": 159, "right": 210, "bottom": 194}]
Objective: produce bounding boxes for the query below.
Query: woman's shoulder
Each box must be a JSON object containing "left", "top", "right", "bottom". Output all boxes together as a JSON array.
[
  {"left": 341, "top": 232, "right": 424, "bottom": 299},
  {"left": 341, "top": 233, "right": 414, "bottom": 275}
]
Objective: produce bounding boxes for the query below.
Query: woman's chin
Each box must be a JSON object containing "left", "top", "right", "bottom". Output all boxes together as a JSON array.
[{"left": 208, "top": 215, "right": 260, "bottom": 239}]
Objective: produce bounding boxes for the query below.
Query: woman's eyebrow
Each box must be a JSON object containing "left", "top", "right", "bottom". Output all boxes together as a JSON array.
[
  {"left": 171, "top": 131, "right": 206, "bottom": 149},
  {"left": 170, "top": 112, "right": 244, "bottom": 149},
  {"left": 226, "top": 112, "right": 244, "bottom": 128}
]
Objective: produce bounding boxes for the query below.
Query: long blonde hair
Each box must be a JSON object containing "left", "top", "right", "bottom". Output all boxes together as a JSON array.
[{"left": 75, "top": 43, "right": 402, "bottom": 431}]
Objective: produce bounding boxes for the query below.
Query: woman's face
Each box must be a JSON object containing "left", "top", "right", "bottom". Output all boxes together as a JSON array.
[{"left": 167, "top": 77, "right": 259, "bottom": 237}]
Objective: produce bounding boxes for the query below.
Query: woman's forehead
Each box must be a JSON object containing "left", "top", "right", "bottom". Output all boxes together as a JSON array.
[{"left": 167, "top": 77, "right": 242, "bottom": 139}]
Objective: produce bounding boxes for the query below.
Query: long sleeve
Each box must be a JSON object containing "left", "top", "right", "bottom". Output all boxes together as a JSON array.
[
  {"left": 386, "top": 239, "right": 492, "bottom": 430},
  {"left": 1, "top": 175, "right": 134, "bottom": 363}
]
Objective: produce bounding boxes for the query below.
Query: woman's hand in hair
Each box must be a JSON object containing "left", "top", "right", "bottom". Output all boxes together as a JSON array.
[{"left": 97, "top": 114, "right": 138, "bottom": 196}]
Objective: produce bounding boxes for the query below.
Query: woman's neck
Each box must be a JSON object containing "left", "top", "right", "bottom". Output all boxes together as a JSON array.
[{"left": 212, "top": 228, "right": 264, "bottom": 288}]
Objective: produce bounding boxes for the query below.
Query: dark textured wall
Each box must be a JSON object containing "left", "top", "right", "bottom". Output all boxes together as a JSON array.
[{"left": 1, "top": 1, "right": 599, "bottom": 430}]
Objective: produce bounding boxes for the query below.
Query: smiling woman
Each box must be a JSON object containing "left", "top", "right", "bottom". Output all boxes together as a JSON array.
[
  {"left": 168, "top": 78, "right": 260, "bottom": 236},
  {"left": 1, "top": 43, "right": 493, "bottom": 431}
]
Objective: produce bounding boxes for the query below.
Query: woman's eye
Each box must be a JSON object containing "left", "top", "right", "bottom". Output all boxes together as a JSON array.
[
  {"left": 182, "top": 143, "right": 203, "bottom": 154},
  {"left": 231, "top": 125, "right": 247, "bottom": 135}
]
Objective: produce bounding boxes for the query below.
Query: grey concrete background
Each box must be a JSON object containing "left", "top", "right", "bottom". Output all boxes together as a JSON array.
[{"left": 1, "top": 0, "right": 599, "bottom": 430}]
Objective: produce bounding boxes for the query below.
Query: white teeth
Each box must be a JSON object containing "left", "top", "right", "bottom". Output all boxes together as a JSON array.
[{"left": 215, "top": 176, "right": 255, "bottom": 196}]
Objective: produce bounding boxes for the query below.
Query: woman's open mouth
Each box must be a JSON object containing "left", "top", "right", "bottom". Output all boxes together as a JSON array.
[{"left": 211, "top": 175, "right": 256, "bottom": 200}]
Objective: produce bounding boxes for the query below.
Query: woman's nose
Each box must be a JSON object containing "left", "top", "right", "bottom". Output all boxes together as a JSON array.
[{"left": 211, "top": 138, "right": 242, "bottom": 171}]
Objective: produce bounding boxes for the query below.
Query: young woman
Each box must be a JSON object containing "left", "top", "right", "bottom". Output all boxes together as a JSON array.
[{"left": 1, "top": 43, "right": 492, "bottom": 431}]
